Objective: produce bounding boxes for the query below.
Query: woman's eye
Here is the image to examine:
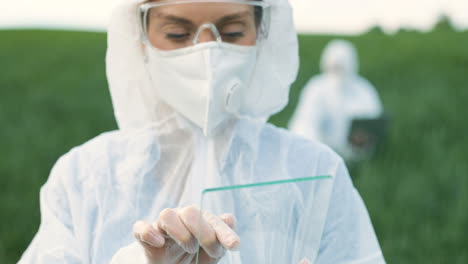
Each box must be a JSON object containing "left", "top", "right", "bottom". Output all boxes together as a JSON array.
[
  {"left": 222, "top": 32, "right": 245, "bottom": 38},
  {"left": 166, "top": 33, "right": 190, "bottom": 40},
  {"left": 219, "top": 22, "right": 247, "bottom": 40}
]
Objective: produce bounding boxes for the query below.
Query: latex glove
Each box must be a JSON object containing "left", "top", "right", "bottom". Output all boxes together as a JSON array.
[
  {"left": 133, "top": 205, "right": 239, "bottom": 264},
  {"left": 298, "top": 258, "right": 311, "bottom": 264}
]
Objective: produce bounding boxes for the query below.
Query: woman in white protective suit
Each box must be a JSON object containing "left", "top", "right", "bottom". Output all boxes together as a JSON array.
[
  {"left": 289, "top": 40, "right": 384, "bottom": 162},
  {"left": 19, "top": 1, "right": 385, "bottom": 263}
]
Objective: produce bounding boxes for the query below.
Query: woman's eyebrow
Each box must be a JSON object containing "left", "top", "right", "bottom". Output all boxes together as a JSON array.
[
  {"left": 154, "top": 13, "right": 194, "bottom": 26},
  {"left": 216, "top": 11, "right": 252, "bottom": 24}
]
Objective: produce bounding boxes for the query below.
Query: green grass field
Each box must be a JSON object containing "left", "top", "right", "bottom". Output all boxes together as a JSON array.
[{"left": 1, "top": 27, "right": 467, "bottom": 263}]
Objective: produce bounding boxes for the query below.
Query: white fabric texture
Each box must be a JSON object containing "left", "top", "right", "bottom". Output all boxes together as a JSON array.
[
  {"left": 18, "top": 1, "right": 385, "bottom": 264},
  {"left": 288, "top": 40, "right": 383, "bottom": 161}
]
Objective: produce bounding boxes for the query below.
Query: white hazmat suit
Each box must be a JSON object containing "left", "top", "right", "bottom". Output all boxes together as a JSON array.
[
  {"left": 19, "top": 1, "right": 385, "bottom": 264},
  {"left": 289, "top": 40, "right": 383, "bottom": 161}
]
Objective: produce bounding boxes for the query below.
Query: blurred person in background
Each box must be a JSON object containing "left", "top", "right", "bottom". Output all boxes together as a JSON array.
[
  {"left": 18, "top": 1, "right": 384, "bottom": 263},
  {"left": 289, "top": 39, "right": 386, "bottom": 163}
]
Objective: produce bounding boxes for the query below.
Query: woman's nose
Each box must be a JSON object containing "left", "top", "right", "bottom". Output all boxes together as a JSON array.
[
  {"left": 192, "top": 24, "right": 222, "bottom": 44},
  {"left": 196, "top": 30, "right": 217, "bottom": 43}
]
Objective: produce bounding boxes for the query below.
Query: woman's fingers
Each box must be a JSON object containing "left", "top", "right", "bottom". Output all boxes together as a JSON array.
[
  {"left": 136, "top": 206, "right": 239, "bottom": 261},
  {"left": 133, "top": 220, "right": 165, "bottom": 248},
  {"left": 203, "top": 211, "right": 240, "bottom": 250},
  {"left": 178, "top": 205, "right": 224, "bottom": 259},
  {"left": 157, "top": 208, "right": 199, "bottom": 254},
  {"left": 220, "top": 213, "right": 236, "bottom": 230}
]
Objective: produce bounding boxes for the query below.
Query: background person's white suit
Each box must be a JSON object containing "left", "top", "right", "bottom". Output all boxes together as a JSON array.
[
  {"left": 19, "top": 1, "right": 385, "bottom": 263},
  {"left": 289, "top": 40, "right": 383, "bottom": 161}
]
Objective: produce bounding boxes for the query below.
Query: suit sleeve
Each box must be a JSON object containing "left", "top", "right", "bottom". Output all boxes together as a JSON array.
[{"left": 18, "top": 154, "right": 85, "bottom": 264}]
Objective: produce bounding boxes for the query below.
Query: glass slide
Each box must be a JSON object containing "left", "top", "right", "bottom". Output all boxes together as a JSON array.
[{"left": 196, "top": 175, "right": 332, "bottom": 264}]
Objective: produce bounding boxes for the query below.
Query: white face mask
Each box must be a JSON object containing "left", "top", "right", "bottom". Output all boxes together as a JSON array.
[{"left": 144, "top": 42, "right": 258, "bottom": 136}]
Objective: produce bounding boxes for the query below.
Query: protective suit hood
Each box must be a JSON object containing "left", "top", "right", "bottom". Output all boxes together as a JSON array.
[
  {"left": 106, "top": 0, "right": 299, "bottom": 131},
  {"left": 320, "top": 39, "right": 359, "bottom": 77}
]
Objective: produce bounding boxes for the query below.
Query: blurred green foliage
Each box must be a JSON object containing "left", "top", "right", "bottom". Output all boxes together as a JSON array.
[
  {"left": 0, "top": 30, "right": 116, "bottom": 262},
  {"left": 1, "top": 28, "right": 467, "bottom": 263}
]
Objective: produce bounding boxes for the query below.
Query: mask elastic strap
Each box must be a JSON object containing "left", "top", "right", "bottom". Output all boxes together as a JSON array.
[{"left": 192, "top": 23, "right": 222, "bottom": 45}]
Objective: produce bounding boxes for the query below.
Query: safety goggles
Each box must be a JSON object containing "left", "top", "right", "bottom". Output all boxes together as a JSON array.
[{"left": 138, "top": 0, "right": 271, "bottom": 50}]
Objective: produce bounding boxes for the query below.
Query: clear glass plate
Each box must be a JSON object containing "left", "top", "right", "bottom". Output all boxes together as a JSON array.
[{"left": 196, "top": 175, "right": 332, "bottom": 264}]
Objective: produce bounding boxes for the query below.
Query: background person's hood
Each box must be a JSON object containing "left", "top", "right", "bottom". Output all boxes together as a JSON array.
[
  {"left": 105, "top": 0, "right": 299, "bottom": 131},
  {"left": 320, "top": 39, "right": 359, "bottom": 77}
]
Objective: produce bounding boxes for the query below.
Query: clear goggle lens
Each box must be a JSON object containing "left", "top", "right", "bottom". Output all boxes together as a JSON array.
[{"left": 138, "top": 0, "right": 271, "bottom": 50}]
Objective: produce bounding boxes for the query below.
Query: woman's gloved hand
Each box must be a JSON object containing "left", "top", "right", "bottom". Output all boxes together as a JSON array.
[{"left": 132, "top": 205, "right": 239, "bottom": 264}]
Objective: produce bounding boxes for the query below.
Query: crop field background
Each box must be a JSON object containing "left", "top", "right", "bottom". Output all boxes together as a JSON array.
[{"left": 1, "top": 23, "right": 467, "bottom": 263}]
